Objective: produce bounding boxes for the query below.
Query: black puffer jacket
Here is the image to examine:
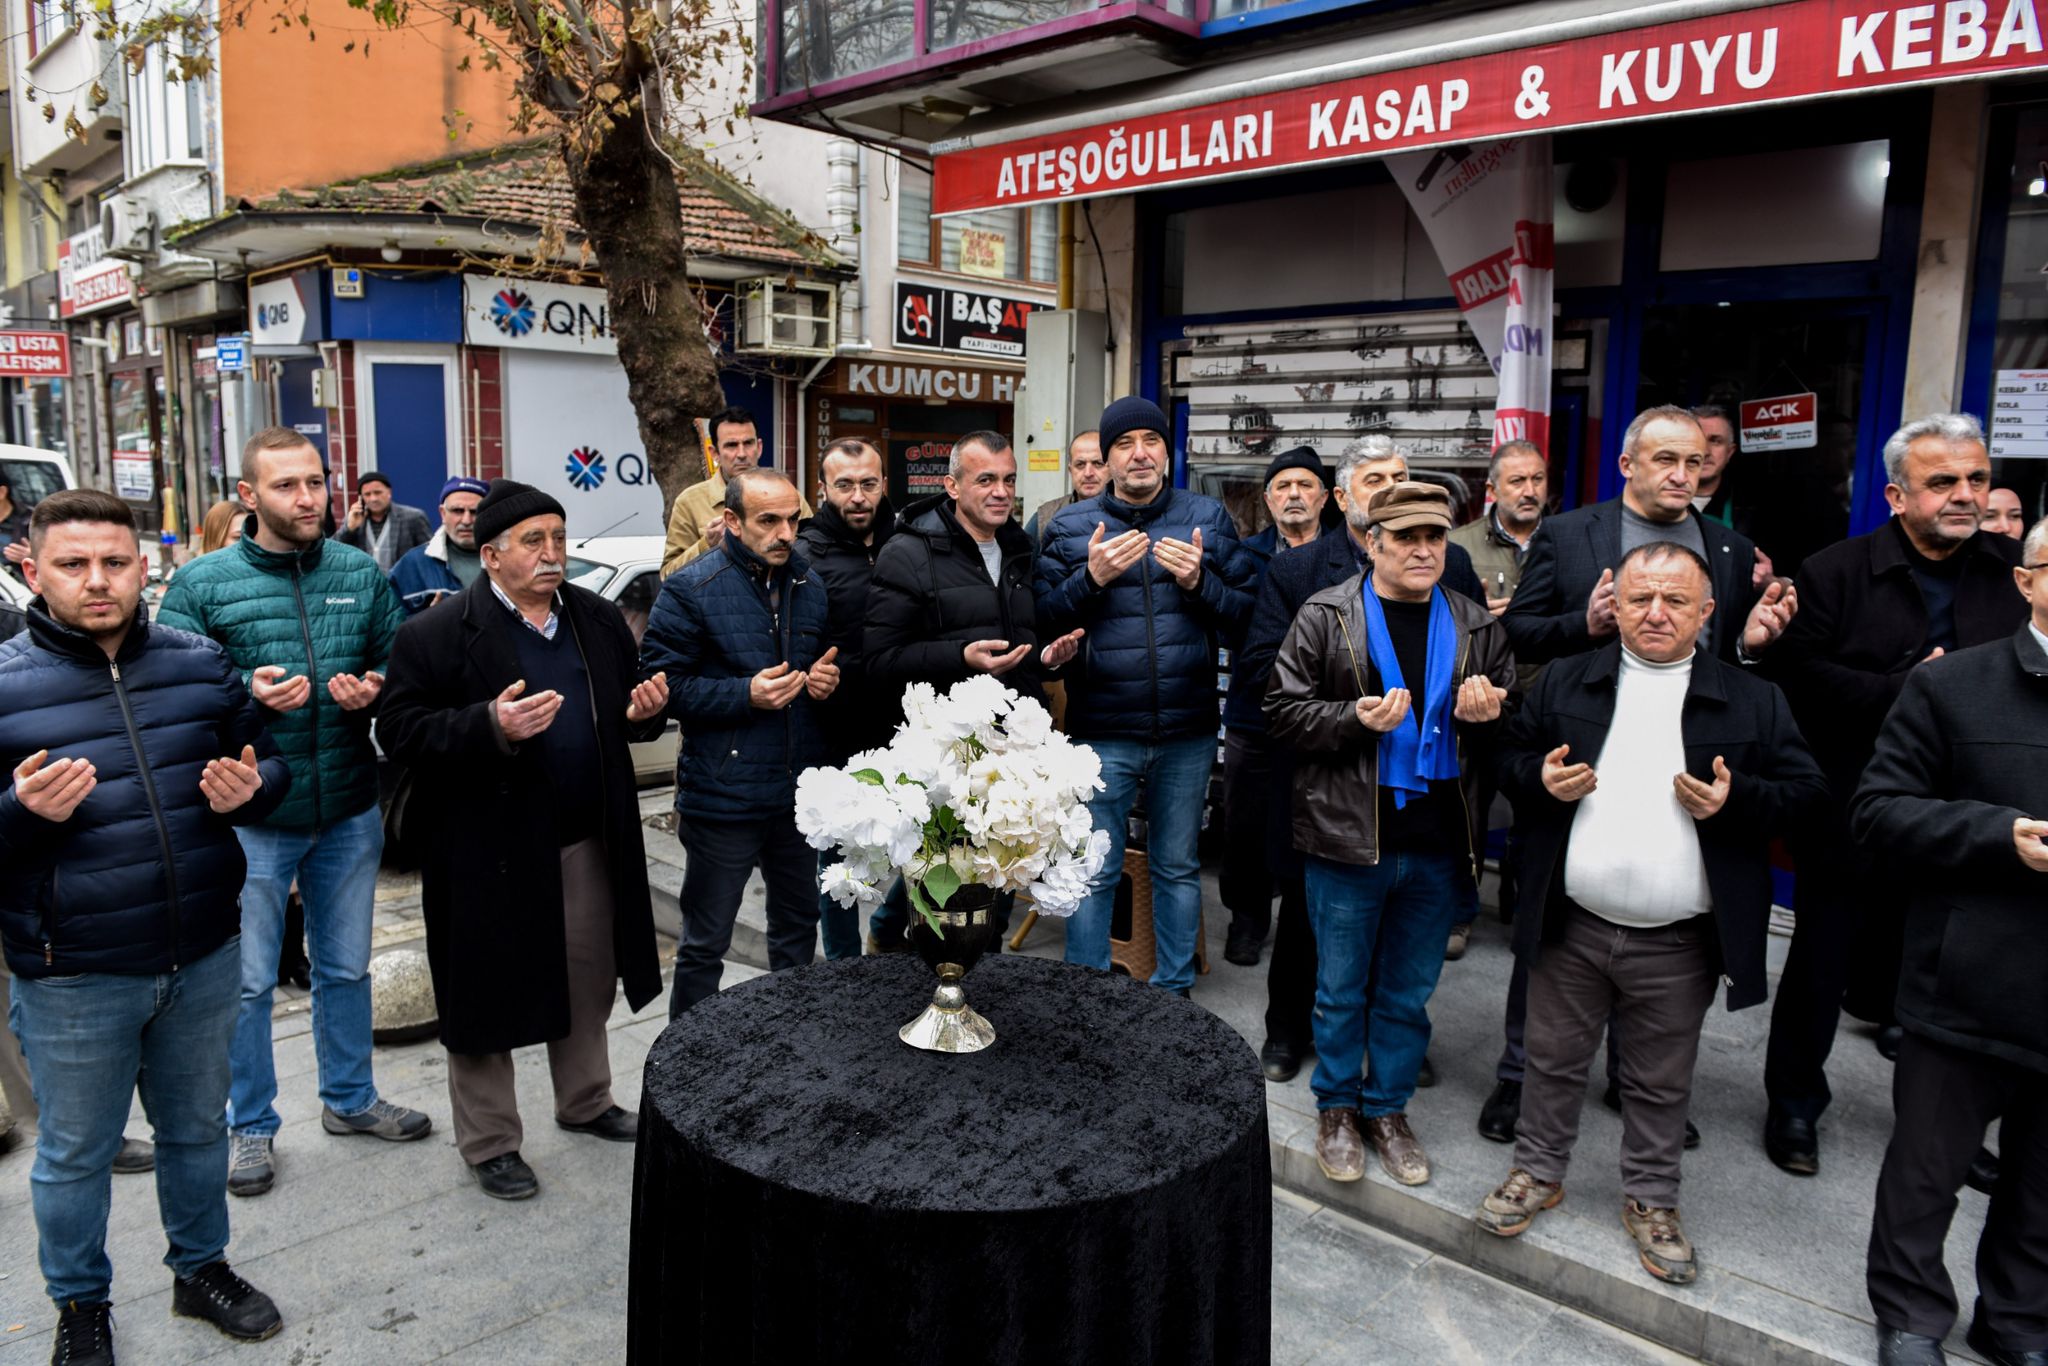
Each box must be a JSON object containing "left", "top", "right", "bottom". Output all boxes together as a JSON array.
[
  {"left": 1035, "top": 486, "right": 1258, "bottom": 742},
  {"left": 1850, "top": 626, "right": 2048, "bottom": 1074},
  {"left": 866, "top": 494, "right": 1046, "bottom": 717},
  {"left": 0, "top": 605, "right": 290, "bottom": 977},
  {"left": 796, "top": 499, "right": 897, "bottom": 758}
]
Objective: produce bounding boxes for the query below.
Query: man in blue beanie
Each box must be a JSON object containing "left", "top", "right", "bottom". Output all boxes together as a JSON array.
[
  {"left": 1036, "top": 396, "right": 1260, "bottom": 996},
  {"left": 389, "top": 476, "right": 489, "bottom": 616}
]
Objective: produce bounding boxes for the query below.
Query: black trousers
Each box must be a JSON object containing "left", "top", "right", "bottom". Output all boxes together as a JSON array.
[
  {"left": 1869, "top": 1031, "right": 2048, "bottom": 1350},
  {"left": 1220, "top": 730, "right": 1291, "bottom": 941},
  {"left": 1766, "top": 833, "right": 1875, "bottom": 1121},
  {"left": 671, "top": 814, "right": 820, "bottom": 1019}
]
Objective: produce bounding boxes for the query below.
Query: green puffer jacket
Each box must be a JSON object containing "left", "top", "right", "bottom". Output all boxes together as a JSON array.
[{"left": 157, "top": 527, "right": 404, "bottom": 832}]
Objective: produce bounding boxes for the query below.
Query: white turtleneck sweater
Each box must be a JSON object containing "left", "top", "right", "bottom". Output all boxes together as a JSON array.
[{"left": 1563, "top": 648, "right": 1713, "bottom": 928}]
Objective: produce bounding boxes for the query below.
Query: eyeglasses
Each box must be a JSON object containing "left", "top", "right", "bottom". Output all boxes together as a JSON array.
[{"left": 2026, "top": 563, "right": 2048, "bottom": 573}]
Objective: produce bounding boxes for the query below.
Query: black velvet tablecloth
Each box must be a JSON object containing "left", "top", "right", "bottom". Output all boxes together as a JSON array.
[{"left": 626, "top": 953, "right": 1270, "bottom": 1365}]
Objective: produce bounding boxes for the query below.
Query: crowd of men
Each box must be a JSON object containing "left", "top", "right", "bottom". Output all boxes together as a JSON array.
[{"left": 0, "top": 393, "right": 2041, "bottom": 1366}]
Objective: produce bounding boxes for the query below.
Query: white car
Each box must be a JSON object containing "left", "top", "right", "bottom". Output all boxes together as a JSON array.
[{"left": 565, "top": 534, "right": 678, "bottom": 787}]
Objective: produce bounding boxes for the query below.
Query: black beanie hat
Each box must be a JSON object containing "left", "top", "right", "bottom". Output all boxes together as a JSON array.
[
  {"left": 1098, "top": 395, "right": 1170, "bottom": 458},
  {"left": 1263, "top": 445, "right": 1329, "bottom": 490},
  {"left": 474, "top": 478, "right": 567, "bottom": 547}
]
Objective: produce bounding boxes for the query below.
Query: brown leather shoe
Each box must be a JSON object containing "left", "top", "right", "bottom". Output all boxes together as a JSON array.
[
  {"left": 1622, "top": 1198, "right": 1697, "bottom": 1285},
  {"left": 1364, "top": 1113, "right": 1432, "bottom": 1186},
  {"left": 1315, "top": 1108, "right": 1365, "bottom": 1183}
]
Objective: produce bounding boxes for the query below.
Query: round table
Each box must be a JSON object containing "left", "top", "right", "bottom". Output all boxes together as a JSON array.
[{"left": 627, "top": 953, "right": 1270, "bottom": 1365}]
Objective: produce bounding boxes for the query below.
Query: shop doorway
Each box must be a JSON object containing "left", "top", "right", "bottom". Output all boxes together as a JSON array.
[
  {"left": 1634, "top": 300, "right": 1883, "bottom": 575},
  {"left": 353, "top": 345, "right": 460, "bottom": 515}
]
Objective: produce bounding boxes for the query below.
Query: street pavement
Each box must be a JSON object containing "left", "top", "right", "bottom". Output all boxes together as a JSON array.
[{"left": 0, "top": 812, "right": 1985, "bottom": 1364}]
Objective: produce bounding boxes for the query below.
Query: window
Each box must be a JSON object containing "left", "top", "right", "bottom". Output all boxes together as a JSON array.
[
  {"left": 895, "top": 162, "right": 1057, "bottom": 284},
  {"left": 26, "top": 0, "right": 70, "bottom": 57},
  {"left": 125, "top": 38, "right": 207, "bottom": 179}
]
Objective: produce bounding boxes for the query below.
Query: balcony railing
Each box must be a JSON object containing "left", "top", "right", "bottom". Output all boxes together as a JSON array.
[{"left": 758, "top": 0, "right": 1198, "bottom": 109}]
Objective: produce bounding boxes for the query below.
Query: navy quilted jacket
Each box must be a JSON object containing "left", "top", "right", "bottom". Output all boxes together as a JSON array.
[
  {"left": 156, "top": 523, "right": 403, "bottom": 832},
  {"left": 0, "top": 605, "right": 290, "bottom": 977},
  {"left": 640, "top": 536, "right": 831, "bottom": 821},
  {"left": 1035, "top": 486, "right": 1259, "bottom": 743}
]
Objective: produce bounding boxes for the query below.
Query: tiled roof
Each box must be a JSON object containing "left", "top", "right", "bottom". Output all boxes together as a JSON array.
[{"left": 237, "top": 139, "right": 844, "bottom": 272}]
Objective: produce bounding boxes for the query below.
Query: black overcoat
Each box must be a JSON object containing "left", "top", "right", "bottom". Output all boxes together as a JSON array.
[{"left": 378, "top": 582, "right": 663, "bottom": 1054}]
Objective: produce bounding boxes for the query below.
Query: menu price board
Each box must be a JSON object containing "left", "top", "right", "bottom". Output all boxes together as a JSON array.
[{"left": 1990, "top": 370, "right": 2048, "bottom": 459}]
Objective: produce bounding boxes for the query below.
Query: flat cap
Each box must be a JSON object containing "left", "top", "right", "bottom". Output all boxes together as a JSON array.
[{"left": 1365, "top": 481, "right": 1453, "bottom": 532}]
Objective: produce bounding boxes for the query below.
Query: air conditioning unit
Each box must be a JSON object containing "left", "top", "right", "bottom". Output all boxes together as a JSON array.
[
  {"left": 736, "top": 278, "right": 837, "bottom": 358},
  {"left": 101, "top": 197, "right": 156, "bottom": 261}
]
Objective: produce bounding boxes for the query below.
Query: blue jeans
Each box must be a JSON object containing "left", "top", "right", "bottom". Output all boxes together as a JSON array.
[
  {"left": 10, "top": 937, "right": 241, "bottom": 1304},
  {"left": 817, "top": 855, "right": 862, "bottom": 962},
  {"left": 231, "top": 803, "right": 384, "bottom": 1135},
  {"left": 1066, "top": 735, "right": 1213, "bottom": 993},
  {"left": 1305, "top": 850, "right": 1461, "bottom": 1116}
]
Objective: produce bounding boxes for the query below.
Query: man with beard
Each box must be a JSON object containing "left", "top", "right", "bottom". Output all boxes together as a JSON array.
[
  {"left": 1762, "top": 414, "right": 2027, "bottom": 1178},
  {"left": 378, "top": 482, "right": 669, "bottom": 1200},
  {"left": 389, "top": 476, "right": 489, "bottom": 615},
  {"left": 157, "top": 428, "right": 430, "bottom": 1201},
  {"left": 643, "top": 469, "right": 838, "bottom": 1013},
  {"left": 795, "top": 439, "right": 898, "bottom": 959},
  {"left": 662, "top": 407, "right": 811, "bottom": 576}
]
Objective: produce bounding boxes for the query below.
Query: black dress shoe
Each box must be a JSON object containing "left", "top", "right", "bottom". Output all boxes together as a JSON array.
[
  {"left": 557, "top": 1105, "right": 637, "bottom": 1143},
  {"left": 1415, "top": 1055, "right": 1436, "bottom": 1088},
  {"left": 1970, "top": 1317, "right": 2048, "bottom": 1365},
  {"left": 1478, "top": 1080, "right": 1521, "bottom": 1143},
  {"left": 171, "top": 1261, "right": 282, "bottom": 1341},
  {"left": 1765, "top": 1109, "right": 1819, "bottom": 1176},
  {"left": 51, "top": 1299, "right": 114, "bottom": 1366},
  {"left": 1259, "top": 1037, "right": 1302, "bottom": 1083},
  {"left": 1876, "top": 1025, "right": 1905, "bottom": 1061},
  {"left": 1223, "top": 924, "right": 1263, "bottom": 967},
  {"left": 1965, "top": 1146, "right": 2000, "bottom": 1195},
  {"left": 1684, "top": 1119, "right": 1701, "bottom": 1150},
  {"left": 1877, "top": 1326, "right": 1947, "bottom": 1365},
  {"left": 473, "top": 1152, "right": 539, "bottom": 1200}
]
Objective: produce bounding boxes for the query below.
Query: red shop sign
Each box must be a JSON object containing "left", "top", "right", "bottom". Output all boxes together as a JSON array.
[
  {"left": 933, "top": 0, "right": 2048, "bottom": 214},
  {"left": 0, "top": 330, "right": 71, "bottom": 378}
]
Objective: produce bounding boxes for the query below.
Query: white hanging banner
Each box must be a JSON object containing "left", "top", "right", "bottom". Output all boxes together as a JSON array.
[{"left": 1390, "top": 136, "right": 1554, "bottom": 454}]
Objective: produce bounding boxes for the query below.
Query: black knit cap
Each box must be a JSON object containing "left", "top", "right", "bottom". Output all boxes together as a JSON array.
[
  {"left": 474, "top": 478, "right": 567, "bottom": 546},
  {"left": 1097, "top": 395, "right": 1170, "bottom": 458},
  {"left": 1263, "top": 445, "right": 1329, "bottom": 490}
]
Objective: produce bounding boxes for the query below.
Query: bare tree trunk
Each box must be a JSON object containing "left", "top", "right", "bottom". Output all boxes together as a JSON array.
[{"left": 557, "top": 75, "right": 724, "bottom": 514}]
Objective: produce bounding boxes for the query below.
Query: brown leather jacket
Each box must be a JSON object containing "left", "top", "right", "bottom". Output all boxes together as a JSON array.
[{"left": 1263, "top": 573, "right": 1515, "bottom": 870}]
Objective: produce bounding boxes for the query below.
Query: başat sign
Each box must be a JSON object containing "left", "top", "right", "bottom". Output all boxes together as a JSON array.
[{"left": 932, "top": 0, "right": 2048, "bottom": 214}]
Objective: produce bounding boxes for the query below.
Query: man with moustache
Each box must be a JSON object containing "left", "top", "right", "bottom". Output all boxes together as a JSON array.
[
  {"left": 643, "top": 469, "right": 838, "bottom": 1014},
  {"left": 1027, "top": 429, "right": 1108, "bottom": 547},
  {"left": 158, "top": 428, "right": 430, "bottom": 1201},
  {"left": 796, "top": 439, "right": 898, "bottom": 959},
  {"left": 378, "top": 481, "right": 669, "bottom": 1200}
]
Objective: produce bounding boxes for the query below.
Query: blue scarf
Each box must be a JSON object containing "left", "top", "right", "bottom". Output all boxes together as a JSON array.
[{"left": 1359, "top": 577, "right": 1460, "bottom": 809}]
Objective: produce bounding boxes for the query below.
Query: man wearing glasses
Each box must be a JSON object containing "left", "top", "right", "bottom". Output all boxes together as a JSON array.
[{"left": 662, "top": 406, "right": 811, "bottom": 576}]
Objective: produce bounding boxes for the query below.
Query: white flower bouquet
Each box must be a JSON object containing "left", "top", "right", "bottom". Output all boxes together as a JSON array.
[{"left": 795, "top": 674, "right": 1111, "bottom": 932}]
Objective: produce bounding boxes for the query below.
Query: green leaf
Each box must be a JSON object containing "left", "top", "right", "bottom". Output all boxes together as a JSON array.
[
  {"left": 908, "top": 880, "right": 944, "bottom": 936},
  {"left": 850, "top": 768, "right": 885, "bottom": 786},
  {"left": 922, "top": 863, "right": 961, "bottom": 909}
]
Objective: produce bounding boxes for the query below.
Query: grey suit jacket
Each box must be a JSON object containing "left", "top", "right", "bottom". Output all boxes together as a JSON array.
[{"left": 336, "top": 503, "right": 432, "bottom": 567}]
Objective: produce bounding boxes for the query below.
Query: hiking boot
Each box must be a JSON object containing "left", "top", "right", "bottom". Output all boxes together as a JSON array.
[
  {"left": 1315, "top": 1108, "right": 1365, "bottom": 1183},
  {"left": 1446, "top": 924, "right": 1471, "bottom": 961},
  {"left": 1477, "top": 1167, "right": 1564, "bottom": 1237},
  {"left": 321, "top": 1099, "right": 432, "bottom": 1142},
  {"left": 50, "top": 1300, "right": 113, "bottom": 1366},
  {"left": 110, "top": 1138, "right": 153, "bottom": 1175},
  {"left": 472, "top": 1151, "right": 539, "bottom": 1201},
  {"left": 226, "top": 1134, "right": 273, "bottom": 1198},
  {"left": 1478, "top": 1079, "right": 1522, "bottom": 1144},
  {"left": 171, "top": 1261, "right": 282, "bottom": 1341},
  {"left": 1622, "top": 1198, "right": 1697, "bottom": 1285},
  {"left": 1364, "top": 1113, "right": 1432, "bottom": 1186}
]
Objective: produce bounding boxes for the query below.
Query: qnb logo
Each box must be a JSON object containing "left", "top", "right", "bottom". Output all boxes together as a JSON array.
[
  {"left": 565, "top": 446, "right": 607, "bottom": 491},
  {"left": 490, "top": 288, "right": 536, "bottom": 338}
]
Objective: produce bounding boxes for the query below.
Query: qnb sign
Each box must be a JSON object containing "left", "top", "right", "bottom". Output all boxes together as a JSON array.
[
  {"left": 463, "top": 276, "right": 619, "bottom": 357},
  {"left": 562, "top": 445, "right": 655, "bottom": 493}
]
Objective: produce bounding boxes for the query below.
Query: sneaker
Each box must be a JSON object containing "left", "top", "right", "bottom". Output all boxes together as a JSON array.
[
  {"left": 227, "top": 1134, "right": 274, "bottom": 1198},
  {"left": 1622, "top": 1198, "right": 1697, "bottom": 1285},
  {"left": 171, "top": 1261, "right": 282, "bottom": 1341},
  {"left": 321, "top": 1099, "right": 432, "bottom": 1142},
  {"left": 1315, "top": 1108, "right": 1365, "bottom": 1183},
  {"left": 51, "top": 1299, "right": 114, "bottom": 1365},
  {"left": 472, "top": 1151, "right": 539, "bottom": 1201},
  {"left": 1363, "top": 1113, "right": 1432, "bottom": 1186},
  {"left": 1477, "top": 1167, "right": 1564, "bottom": 1237},
  {"left": 110, "top": 1138, "right": 153, "bottom": 1175},
  {"left": 1446, "top": 925, "right": 1471, "bottom": 961}
]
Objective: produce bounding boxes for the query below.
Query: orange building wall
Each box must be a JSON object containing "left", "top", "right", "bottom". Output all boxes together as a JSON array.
[{"left": 219, "top": 0, "right": 526, "bottom": 200}]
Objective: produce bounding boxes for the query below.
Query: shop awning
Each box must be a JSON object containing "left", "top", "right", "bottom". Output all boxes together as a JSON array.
[{"left": 930, "top": 0, "right": 2048, "bottom": 215}]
